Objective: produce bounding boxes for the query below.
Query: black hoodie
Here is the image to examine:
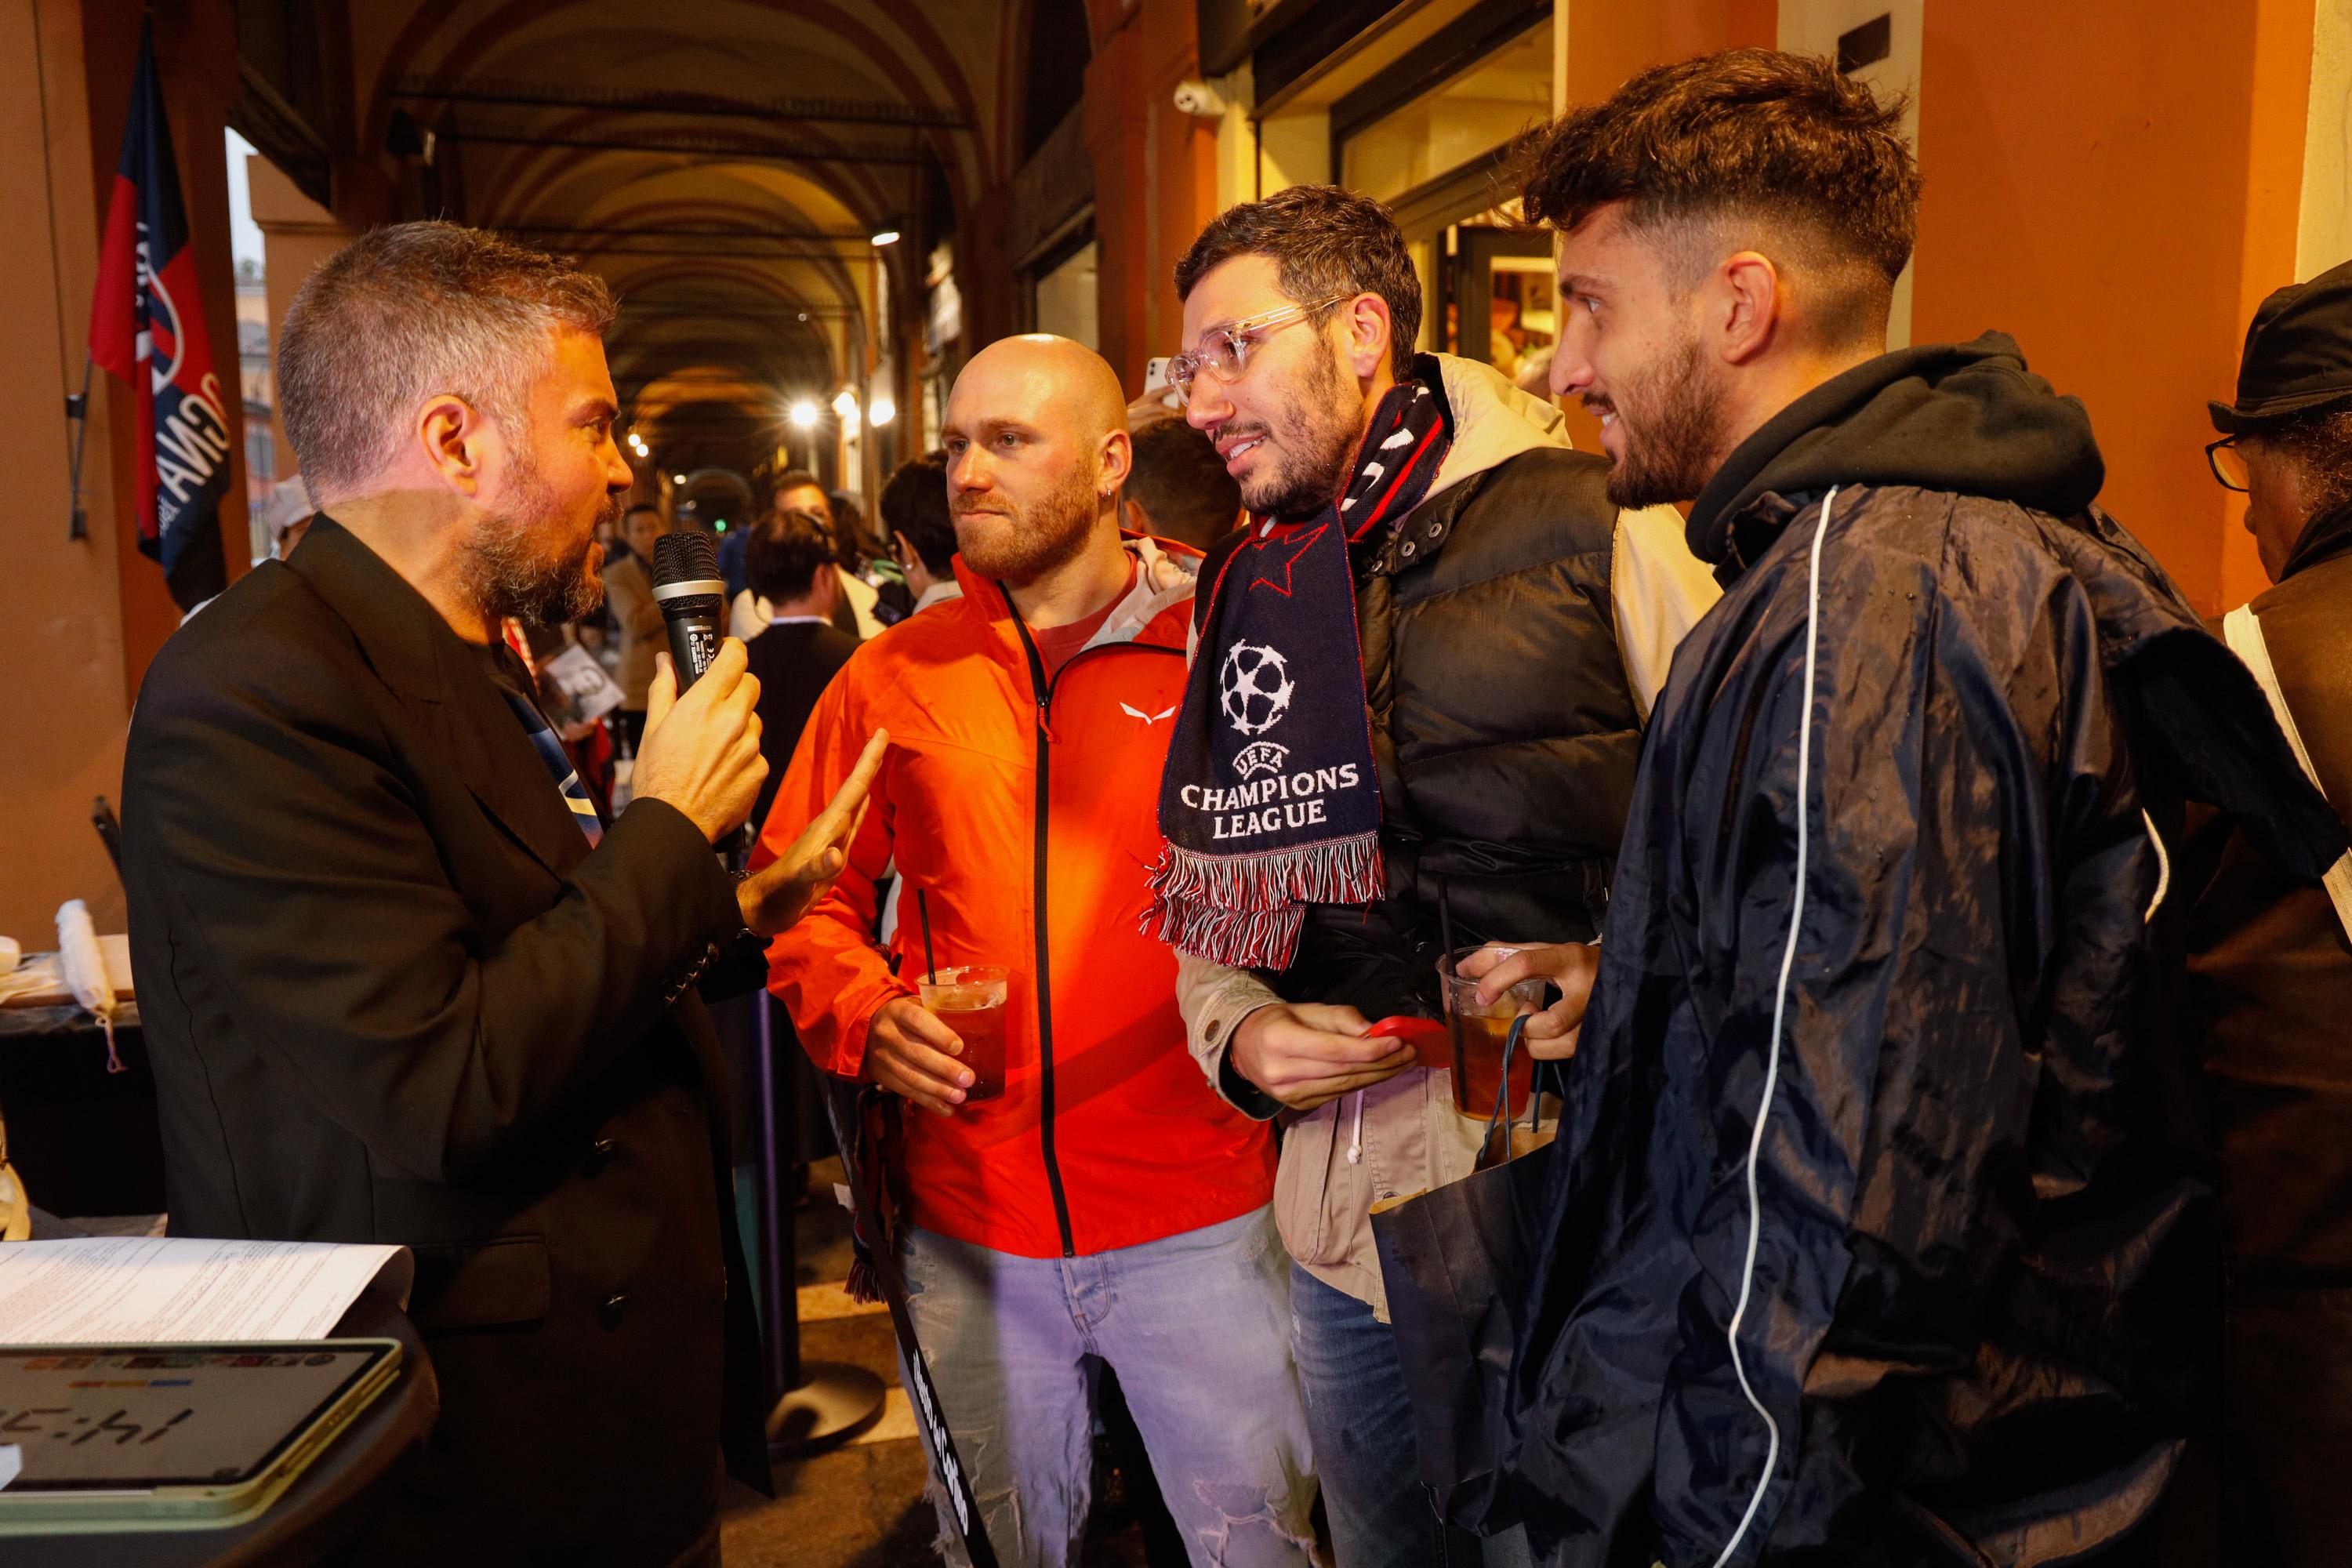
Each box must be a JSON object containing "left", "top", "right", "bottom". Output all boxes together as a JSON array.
[
  {"left": 1690, "top": 332, "right": 2104, "bottom": 574},
  {"left": 1504, "top": 336, "right": 2341, "bottom": 1567}
]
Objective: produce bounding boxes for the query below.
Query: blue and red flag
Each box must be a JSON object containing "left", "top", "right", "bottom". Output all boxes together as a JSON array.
[{"left": 90, "top": 20, "right": 230, "bottom": 609}]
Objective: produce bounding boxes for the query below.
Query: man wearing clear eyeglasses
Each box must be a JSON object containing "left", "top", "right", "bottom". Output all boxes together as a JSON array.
[
  {"left": 2184, "top": 256, "right": 2352, "bottom": 1565},
  {"left": 1145, "top": 184, "right": 1719, "bottom": 1568}
]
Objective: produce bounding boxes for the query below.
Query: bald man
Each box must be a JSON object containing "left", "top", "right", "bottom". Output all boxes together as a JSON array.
[{"left": 762, "top": 336, "right": 1315, "bottom": 1567}]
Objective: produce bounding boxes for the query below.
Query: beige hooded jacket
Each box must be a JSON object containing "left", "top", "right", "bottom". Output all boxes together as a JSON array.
[{"left": 1174, "top": 354, "right": 1718, "bottom": 1318}]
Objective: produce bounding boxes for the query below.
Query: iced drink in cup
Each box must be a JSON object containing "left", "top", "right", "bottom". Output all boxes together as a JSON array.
[
  {"left": 919, "top": 965, "right": 1011, "bottom": 1104},
  {"left": 1439, "top": 946, "right": 1544, "bottom": 1120}
]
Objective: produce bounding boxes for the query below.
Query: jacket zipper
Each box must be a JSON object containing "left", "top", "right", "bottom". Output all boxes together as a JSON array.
[{"left": 1004, "top": 595, "right": 1183, "bottom": 1258}]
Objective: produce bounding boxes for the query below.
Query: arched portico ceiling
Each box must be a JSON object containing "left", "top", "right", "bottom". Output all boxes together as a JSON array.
[
  {"left": 350, "top": 0, "right": 1013, "bottom": 212},
  {"left": 631, "top": 384, "right": 791, "bottom": 477},
  {"left": 339, "top": 0, "right": 1016, "bottom": 474},
  {"left": 673, "top": 466, "right": 757, "bottom": 515}
]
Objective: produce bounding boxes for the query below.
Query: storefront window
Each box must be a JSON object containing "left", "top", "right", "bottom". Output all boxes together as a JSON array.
[
  {"left": 1032, "top": 238, "right": 1099, "bottom": 350},
  {"left": 1338, "top": 21, "right": 1551, "bottom": 209},
  {"left": 1475, "top": 246, "right": 1556, "bottom": 386}
]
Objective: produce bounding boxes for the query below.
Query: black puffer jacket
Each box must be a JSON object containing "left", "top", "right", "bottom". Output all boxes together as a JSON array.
[
  {"left": 1271, "top": 357, "right": 1637, "bottom": 1019},
  {"left": 1506, "top": 335, "right": 2344, "bottom": 1566}
]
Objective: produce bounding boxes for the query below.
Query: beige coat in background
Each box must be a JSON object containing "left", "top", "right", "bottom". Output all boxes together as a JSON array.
[{"left": 601, "top": 552, "right": 662, "bottom": 713}]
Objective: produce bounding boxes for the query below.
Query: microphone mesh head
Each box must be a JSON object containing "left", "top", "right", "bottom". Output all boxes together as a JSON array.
[{"left": 650, "top": 529, "right": 720, "bottom": 588}]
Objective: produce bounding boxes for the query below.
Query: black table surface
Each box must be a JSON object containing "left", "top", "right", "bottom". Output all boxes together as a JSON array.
[
  {"left": 5, "top": 1283, "right": 440, "bottom": 1567},
  {"left": 1, "top": 1003, "right": 167, "bottom": 1218}
]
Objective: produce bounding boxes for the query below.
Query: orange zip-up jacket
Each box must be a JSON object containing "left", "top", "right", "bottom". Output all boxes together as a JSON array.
[{"left": 759, "top": 539, "right": 1276, "bottom": 1258}]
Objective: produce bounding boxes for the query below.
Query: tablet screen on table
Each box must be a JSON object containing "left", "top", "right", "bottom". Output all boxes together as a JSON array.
[{"left": 0, "top": 1341, "right": 394, "bottom": 1490}]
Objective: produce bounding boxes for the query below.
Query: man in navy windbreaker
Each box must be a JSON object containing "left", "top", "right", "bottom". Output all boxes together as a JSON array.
[{"left": 1502, "top": 50, "right": 2343, "bottom": 1567}]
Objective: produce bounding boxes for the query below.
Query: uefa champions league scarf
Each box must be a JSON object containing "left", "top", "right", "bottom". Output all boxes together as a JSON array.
[{"left": 1145, "top": 378, "right": 1450, "bottom": 968}]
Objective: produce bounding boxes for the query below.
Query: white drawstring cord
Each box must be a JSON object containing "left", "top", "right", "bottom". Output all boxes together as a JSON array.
[
  {"left": 1346, "top": 1089, "right": 1365, "bottom": 1164},
  {"left": 1712, "top": 485, "right": 1838, "bottom": 1567},
  {"left": 2140, "top": 808, "right": 2171, "bottom": 923}
]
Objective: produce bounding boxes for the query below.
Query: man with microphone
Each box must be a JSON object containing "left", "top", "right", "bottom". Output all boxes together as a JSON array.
[{"left": 119, "top": 221, "right": 881, "bottom": 1566}]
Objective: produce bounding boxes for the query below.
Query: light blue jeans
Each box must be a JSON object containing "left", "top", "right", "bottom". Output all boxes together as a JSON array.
[{"left": 899, "top": 1206, "right": 1319, "bottom": 1568}]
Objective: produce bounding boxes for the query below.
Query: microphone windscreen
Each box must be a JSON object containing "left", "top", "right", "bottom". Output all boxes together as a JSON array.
[{"left": 650, "top": 530, "right": 720, "bottom": 590}]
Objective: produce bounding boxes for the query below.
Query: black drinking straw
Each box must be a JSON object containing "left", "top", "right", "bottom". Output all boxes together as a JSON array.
[
  {"left": 1438, "top": 880, "right": 1466, "bottom": 1078},
  {"left": 916, "top": 887, "right": 938, "bottom": 984}
]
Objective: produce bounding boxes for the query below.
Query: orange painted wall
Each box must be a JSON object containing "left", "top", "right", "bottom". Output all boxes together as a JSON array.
[
  {"left": 1085, "top": 0, "right": 1218, "bottom": 393},
  {"left": 1554, "top": 0, "right": 1777, "bottom": 453},
  {"left": 1, "top": 0, "right": 132, "bottom": 940},
  {"left": 1565, "top": 0, "right": 1776, "bottom": 102},
  {"left": 0, "top": 0, "right": 252, "bottom": 942},
  {"left": 1912, "top": 0, "right": 2312, "bottom": 613}
]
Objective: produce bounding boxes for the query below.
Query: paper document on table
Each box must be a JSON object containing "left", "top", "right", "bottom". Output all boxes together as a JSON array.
[{"left": 0, "top": 1237, "right": 412, "bottom": 1344}]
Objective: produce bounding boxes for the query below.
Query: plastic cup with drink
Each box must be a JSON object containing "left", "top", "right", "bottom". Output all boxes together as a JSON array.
[
  {"left": 917, "top": 964, "right": 1011, "bottom": 1104},
  {"left": 1438, "top": 945, "right": 1544, "bottom": 1120}
]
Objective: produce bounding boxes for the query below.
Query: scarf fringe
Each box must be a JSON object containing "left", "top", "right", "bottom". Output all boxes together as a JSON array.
[
  {"left": 1146, "top": 899, "right": 1308, "bottom": 970},
  {"left": 1142, "top": 833, "right": 1384, "bottom": 967},
  {"left": 1147, "top": 831, "right": 1384, "bottom": 909}
]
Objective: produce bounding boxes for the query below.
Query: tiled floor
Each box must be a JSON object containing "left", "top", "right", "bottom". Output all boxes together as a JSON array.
[{"left": 715, "top": 1163, "right": 1171, "bottom": 1567}]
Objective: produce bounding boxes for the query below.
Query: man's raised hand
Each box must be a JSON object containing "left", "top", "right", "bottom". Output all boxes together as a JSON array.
[{"left": 739, "top": 729, "right": 888, "bottom": 936}]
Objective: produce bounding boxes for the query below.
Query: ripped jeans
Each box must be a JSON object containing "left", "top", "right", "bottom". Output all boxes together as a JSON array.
[{"left": 899, "top": 1207, "right": 1319, "bottom": 1568}]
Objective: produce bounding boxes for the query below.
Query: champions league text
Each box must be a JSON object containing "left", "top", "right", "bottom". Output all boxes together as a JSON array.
[{"left": 1178, "top": 764, "right": 1363, "bottom": 842}]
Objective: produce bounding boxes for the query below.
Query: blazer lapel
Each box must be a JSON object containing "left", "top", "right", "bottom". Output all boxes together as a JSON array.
[{"left": 289, "top": 517, "right": 591, "bottom": 883}]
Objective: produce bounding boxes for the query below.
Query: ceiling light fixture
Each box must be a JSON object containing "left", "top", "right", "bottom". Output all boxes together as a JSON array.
[
  {"left": 789, "top": 401, "right": 819, "bottom": 430},
  {"left": 870, "top": 228, "right": 901, "bottom": 247},
  {"left": 869, "top": 395, "right": 897, "bottom": 427}
]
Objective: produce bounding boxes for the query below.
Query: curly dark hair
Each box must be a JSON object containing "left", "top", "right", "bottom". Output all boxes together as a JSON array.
[
  {"left": 1518, "top": 49, "right": 1918, "bottom": 337},
  {"left": 1173, "top": 185, "right": 1421, "bottom": 376}
]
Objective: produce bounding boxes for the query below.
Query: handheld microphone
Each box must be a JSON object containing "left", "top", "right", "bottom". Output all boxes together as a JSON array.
[
  {"left": 650, "top": 532, "right": 728, "bottom": 691},
  {"left": 648, "top": 531, "right": 747, "bottom": 867}
]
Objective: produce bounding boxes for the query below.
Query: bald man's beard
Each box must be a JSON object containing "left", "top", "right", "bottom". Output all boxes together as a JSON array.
[
  {"left": 953, "top": 463, "right": 1100, "bottom": 584},
  {"left": 460, "top": 441, "right": 619, "bottom": 627}
]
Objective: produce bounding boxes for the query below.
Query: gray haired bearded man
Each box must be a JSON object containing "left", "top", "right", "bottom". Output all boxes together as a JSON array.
[{"left": 122, "top": 222, "right": 880, "bottom": 1564}]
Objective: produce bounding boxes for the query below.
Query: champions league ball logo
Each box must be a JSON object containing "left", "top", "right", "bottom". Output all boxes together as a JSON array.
[{"left": 1219, "top": 641, "right": 1295, "bottom": 737}]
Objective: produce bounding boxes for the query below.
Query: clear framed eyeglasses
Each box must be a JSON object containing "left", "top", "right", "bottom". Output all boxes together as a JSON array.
[{"left": 1167, "top": 296, "right": 1352, "bottom": 401}]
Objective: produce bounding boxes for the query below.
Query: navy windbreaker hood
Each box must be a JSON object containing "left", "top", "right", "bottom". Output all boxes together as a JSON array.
[{"left": 1504, "top": 336, "right": 2342, "bottom": 1568}]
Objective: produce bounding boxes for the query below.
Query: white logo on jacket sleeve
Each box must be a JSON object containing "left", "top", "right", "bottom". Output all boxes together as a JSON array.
[{"left": 1120, "top": 702, "right": 1178, "bottom": 725}]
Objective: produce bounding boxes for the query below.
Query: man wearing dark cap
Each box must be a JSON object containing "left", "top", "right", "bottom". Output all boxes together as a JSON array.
[{"left": 2189, "top": 256, "right": 2352, "bottom": 1567}]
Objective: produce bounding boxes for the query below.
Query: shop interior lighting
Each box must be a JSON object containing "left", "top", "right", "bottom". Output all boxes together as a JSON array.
[
  {"left": 789, "top": 401, "right": 820, "bottom": 430},
  {"left": 871, "top": 228, "right": 901, "bottom": 246},
  {"left": 869, "top": 395, "right": 897, "bottom": 427}
]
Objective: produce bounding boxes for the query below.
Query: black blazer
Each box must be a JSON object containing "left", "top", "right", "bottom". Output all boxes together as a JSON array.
[
  {"left": 744, "top": 615, "right": 861, "bottom": 833},
  {"left": 121, "top": 517, "right": 768, "bottom": 1565}
]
